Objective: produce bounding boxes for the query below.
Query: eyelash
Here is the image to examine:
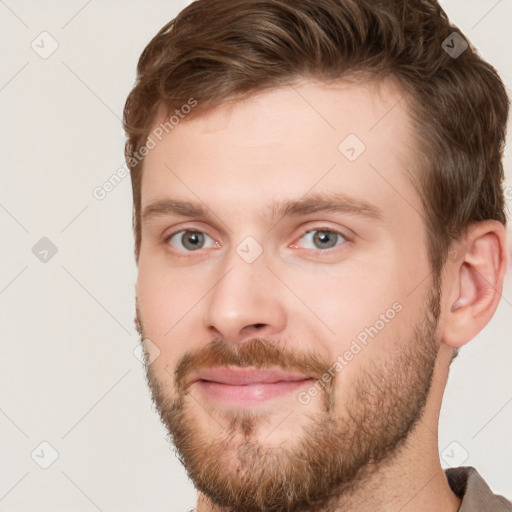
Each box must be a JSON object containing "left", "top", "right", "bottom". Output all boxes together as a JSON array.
[{"left": 163, "top": 226, "right": 350, "bottom": 255}]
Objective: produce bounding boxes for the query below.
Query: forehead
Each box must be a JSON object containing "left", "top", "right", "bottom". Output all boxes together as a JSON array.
[{"left": 140, "top": 77, "right": 422, "bottom": 226}]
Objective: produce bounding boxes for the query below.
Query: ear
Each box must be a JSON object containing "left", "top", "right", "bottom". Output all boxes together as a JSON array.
[{"left": 441, "top": 220, "right": 509, "bottom": 349}]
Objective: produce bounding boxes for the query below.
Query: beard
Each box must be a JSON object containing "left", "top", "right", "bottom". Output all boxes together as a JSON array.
[{"left": 138, "top": 284, "right": 441, "bottom": 512}]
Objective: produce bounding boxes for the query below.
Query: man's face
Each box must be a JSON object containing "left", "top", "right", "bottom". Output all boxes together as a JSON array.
[{"left": 136, "top": 79, "right": 442, "bottom": 511}]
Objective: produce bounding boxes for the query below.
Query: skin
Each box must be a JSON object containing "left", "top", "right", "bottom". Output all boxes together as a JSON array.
[{"left": 135, "top": 78, "right": 508, "bottom": 511}]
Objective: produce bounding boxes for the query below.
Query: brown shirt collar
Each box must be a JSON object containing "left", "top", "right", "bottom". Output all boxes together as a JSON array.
[{"left": 445, "top": 466, "right": 512, "bottom": 512}]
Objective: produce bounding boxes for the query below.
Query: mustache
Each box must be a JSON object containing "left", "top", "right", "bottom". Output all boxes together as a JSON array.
[{"left": 174, "top": 338, "right": 333, "bottom": 394}]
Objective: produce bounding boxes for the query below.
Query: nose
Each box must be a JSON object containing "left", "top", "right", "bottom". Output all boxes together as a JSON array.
[{"left": 203, "top": 253, "right": 287, "bottom": 344}]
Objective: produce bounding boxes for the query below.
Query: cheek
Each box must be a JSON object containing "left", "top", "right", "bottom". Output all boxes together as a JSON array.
[
  {"left": 136, "top": 258, "right": 194, "bottom": 342},
  {"left": 136, "top": 255, "right": 216, "bottom": 373},
  {"left": 285, "top": 262, "right": 414, "bottom": 383},
  {"left": 292, "top": 269, "right": 401, "bottom": 338}
]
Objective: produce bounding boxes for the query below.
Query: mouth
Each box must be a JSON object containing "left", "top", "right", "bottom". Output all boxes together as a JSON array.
[{"left": 189, "top": 367, "right": 314, "bottom": 405}]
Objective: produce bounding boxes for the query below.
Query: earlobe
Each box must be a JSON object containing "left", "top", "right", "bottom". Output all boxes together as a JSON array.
[{"left": 442, "top": 221, "right": 508, "bottom": 349}]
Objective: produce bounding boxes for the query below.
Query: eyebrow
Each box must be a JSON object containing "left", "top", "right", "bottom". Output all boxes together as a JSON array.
[{"left": 141, "top": 192, "right": 384, "bottom": 226}]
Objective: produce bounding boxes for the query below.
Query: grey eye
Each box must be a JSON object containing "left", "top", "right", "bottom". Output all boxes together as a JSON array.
[
  {"left": 168, "top": 230, "right": 216, "bottom": 251},
  {"left": 300, "top": 229, "right": 345, "bottom": 250},
  {"left": 181, "top": 231, "right": 204, "bottom": 250}
]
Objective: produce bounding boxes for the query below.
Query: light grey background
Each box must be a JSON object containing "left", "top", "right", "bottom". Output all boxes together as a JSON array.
[{"left": 0, "top": 1, "right": 511, "bottom": 510}]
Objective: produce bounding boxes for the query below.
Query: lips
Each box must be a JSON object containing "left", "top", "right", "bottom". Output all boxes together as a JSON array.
[
  {"left": 190, "top": 367, "right": 313, "bottom": 404},
  {"left": 192, "top": 367, "right": 311, "bottom": 385}
]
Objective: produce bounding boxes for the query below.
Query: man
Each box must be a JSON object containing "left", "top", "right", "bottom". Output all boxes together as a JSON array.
[{"left": 123, "top": 1, "right": 511, "bottom": 510}]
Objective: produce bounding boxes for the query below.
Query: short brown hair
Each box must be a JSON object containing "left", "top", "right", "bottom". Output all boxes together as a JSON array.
[{"left": 123, "top": 0, "right": 509, "bottom": 276}]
